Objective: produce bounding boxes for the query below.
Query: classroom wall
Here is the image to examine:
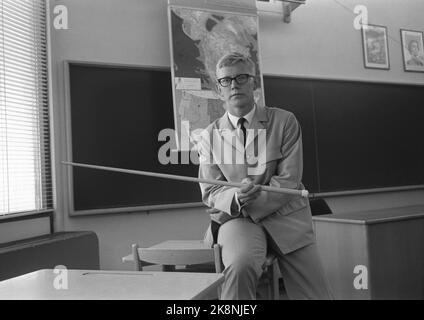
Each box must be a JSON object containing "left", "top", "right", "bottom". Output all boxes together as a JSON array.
[
  {"left": 260, "top": 0, "right": 424, "bottom": 85},
  {"left": 49, "top": 0, "right": 211, "bottom": 270},
  {"left": 48, "top": 0, "right": 424, "bottom": 270}
]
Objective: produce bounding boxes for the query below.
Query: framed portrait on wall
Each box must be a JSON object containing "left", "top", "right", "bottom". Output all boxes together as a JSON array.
[
  {"left": 361, "top": 24, "right": 390, "bottom": 70},
  {"left": 400, "top": 29, "right": 424, "bottom": 72}
]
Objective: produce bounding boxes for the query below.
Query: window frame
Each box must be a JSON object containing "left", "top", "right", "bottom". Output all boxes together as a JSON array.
[{"left": 0, "top": 0, "right": 53, "bottom": 221}]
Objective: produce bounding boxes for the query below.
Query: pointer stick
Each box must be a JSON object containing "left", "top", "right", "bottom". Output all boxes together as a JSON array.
[{"left": 62, "top": 161, "right": 309, "bottom": 197}]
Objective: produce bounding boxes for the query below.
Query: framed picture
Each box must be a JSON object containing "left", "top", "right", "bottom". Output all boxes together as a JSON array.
[
  {"left": 400, "top": 29, "right": 424, "bottom": 72},
  {"left": 361, "top": 24, "right": 390, "bottom": 69}
]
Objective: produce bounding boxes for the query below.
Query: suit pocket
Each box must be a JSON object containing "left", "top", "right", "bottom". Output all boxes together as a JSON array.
[{"left": 276, "top": 197, "right": 308, "bottom": 216}]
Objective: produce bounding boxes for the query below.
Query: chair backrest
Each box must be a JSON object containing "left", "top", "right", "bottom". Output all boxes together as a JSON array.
[{"left": 127, "top": 240, "right": 222, "bottom": 273}]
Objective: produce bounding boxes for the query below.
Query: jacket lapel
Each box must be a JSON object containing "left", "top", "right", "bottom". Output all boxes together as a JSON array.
[{"left": 245, "top": 106, "right": 268, "bottom": 150}]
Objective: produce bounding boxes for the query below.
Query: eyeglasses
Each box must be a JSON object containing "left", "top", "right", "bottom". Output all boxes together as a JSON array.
[{"left": 217, "top": 74, "right": 254, "bottom": 87}]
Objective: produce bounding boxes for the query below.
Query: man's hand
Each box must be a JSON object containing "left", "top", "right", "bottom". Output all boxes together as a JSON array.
[{"left": 237, "top": 177, "right": 262, "bottom": 206}]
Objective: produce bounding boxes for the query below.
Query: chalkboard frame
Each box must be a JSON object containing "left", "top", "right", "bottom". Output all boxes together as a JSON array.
[
  {"left": 262, "top": 73, "right": 424, "bottom": 198},
  {"left": 64, "top": 61, "right": 424, "bottom": 216},
  {"left": 63, "top": 60, "right": 206, "bottom": 216}
]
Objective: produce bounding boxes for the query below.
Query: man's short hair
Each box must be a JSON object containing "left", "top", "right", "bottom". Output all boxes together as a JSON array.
[
  {"left": 215, "top": 52, "right": 256, "bottom": 76},
  {"left": 408, "top": 40, "right": 419, "bottom": 53}
]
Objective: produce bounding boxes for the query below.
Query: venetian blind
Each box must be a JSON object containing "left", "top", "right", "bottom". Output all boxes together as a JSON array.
[{"left": 0, "top": 0, "right": 52, "bottom": 215}]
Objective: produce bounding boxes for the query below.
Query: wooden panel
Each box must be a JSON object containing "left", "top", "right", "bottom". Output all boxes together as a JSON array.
[
  {"left": 313, "top": 220, "right": 370, "bottom": 299},
  {"left": 313, "top": 205, "right": 424, "bottom": 224},
  {"left": 367, "top": 219, "right": 424, "bottom": 299},
  {"left": 313, "top": 206, "right": 424, "bottom": 299}
]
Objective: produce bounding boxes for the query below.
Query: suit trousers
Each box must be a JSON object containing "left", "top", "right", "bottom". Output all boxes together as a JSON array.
[{"left": 205, "top": 217, "right": 334, "bottom": 300}]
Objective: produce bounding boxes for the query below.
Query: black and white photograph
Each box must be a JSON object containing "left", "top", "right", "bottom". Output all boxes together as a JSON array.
[
  {"left": 361, "top": 24, "right": 390, "bottom": 69},
  {"left": 1, "top": 0, "right": 424, "bottom": 309},
  {"left": 400, "top": 29, "right": 424, "bottom": 72}
]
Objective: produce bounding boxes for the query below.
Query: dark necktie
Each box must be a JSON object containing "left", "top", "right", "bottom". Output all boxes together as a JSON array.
[{"left": 237, "top": 117, "right": 247, "bottom": 147}]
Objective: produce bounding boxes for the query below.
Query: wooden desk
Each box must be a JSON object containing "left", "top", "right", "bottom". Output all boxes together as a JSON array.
[
  {"left": 313, "top": 205, "right": 424, "bottom": 299},
  {"left": 0, "top": 269, "right": 224, "bottom": 300}
]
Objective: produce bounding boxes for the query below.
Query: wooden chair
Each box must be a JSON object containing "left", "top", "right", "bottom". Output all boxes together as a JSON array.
[
  {"left": 122, "top": 239, "right": 280, "bottom": 299},
  {"left": 122, "top": 240, "right": 222, "bottom": 273}
]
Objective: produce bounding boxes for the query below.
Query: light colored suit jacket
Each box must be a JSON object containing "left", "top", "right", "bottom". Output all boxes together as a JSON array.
[{"left": 198, "top": 105, "right": 315, "bottom": 254}]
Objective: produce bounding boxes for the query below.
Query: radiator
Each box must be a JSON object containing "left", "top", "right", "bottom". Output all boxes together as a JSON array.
[{"left": 0, "top": 231, "right": 99, "bottom": 281}]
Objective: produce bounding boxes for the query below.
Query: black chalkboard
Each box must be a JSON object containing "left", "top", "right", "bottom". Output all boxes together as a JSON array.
[
  {"left": 67, "top": 62, "right": 424, "bottom": 213},
  {"left": 312, "top": 79, "right": 424, "bottom": 192},
  {"left": 263, "top": 76, "right": 424, "bottom": 193},
  {"left": 68, "top": 63, "right": 201, "bottom": 211},
  {"left": 262, "top": 77, "right": 319, "bottom": 192}
]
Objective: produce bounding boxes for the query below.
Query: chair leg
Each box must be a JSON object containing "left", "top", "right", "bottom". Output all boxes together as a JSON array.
[
  {"left": 213, "top": 244, "right": 223, "bottom": 299},
  {"left": 213, "top": 244, "right": 223, "bottom": 273},
  {"left": 270, "top": 261, "right": 279, "bottom": 300},
  {"left": 266, "top": 267, "right": 272, "bottom": 299},
  {"left": 131, "top": 244, "right": 142, "bottom": 271}
]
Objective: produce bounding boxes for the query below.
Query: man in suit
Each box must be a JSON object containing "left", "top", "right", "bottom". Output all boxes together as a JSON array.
[{"left": 197, "top": 52, "right": 333, "bottom": 300}]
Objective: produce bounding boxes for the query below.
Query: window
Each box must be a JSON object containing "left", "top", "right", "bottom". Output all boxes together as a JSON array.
[{"left": 0, "top": 0, "right": 52, "bottom": 216}]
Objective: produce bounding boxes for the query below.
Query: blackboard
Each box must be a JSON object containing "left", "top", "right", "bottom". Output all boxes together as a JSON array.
[
  {"left": 264, "top": 76, "right": 424, "bottom": 193},
  {"left": 263, "top": 77, "right": 319, "bottom": 192},
  {"left": 313, "top": 79, "right": 424, "bottom": 191},
  {"left": 68, "top": 63, "right": 201, "bottom": 212},
  {"left": 67, "top": 62, "right": 424, "bottom": 214}
]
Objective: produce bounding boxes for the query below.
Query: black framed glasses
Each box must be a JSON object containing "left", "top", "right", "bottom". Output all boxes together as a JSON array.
[{"left": 217, "top": 74, "right": 254, "bottom": 87}]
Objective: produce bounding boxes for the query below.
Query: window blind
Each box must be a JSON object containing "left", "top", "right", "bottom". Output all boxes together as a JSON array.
[{"left": 0, "top": 0, "right": 52, "bottom": 215}]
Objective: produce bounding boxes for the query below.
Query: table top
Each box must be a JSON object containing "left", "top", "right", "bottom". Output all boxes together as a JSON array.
[
  {"left": 0, "top": 269, "right": 224, "bottom": 300},
  {"left": 312, "top": 205, "right": 424, "bottom": 225},
  {"left": 149, "top": 240, "right": 210, "bottom": 250}
]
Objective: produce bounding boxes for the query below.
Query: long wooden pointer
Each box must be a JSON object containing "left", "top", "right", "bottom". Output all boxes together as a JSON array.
[{"left": 62, "top": 161, "right": 309, "bottom": 197}]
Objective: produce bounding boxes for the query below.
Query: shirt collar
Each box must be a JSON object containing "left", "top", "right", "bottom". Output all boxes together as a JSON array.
[{"left": 227, "top": 104, "right": 256, "bottom": 129}]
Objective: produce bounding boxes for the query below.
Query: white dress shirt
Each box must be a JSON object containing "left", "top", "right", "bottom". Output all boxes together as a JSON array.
[
  {"left": 226, "top": 104, "right": 256, "bottom": 139},
  {"left": 226, "top": 104, "right": 256, "bottom": 213}
]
